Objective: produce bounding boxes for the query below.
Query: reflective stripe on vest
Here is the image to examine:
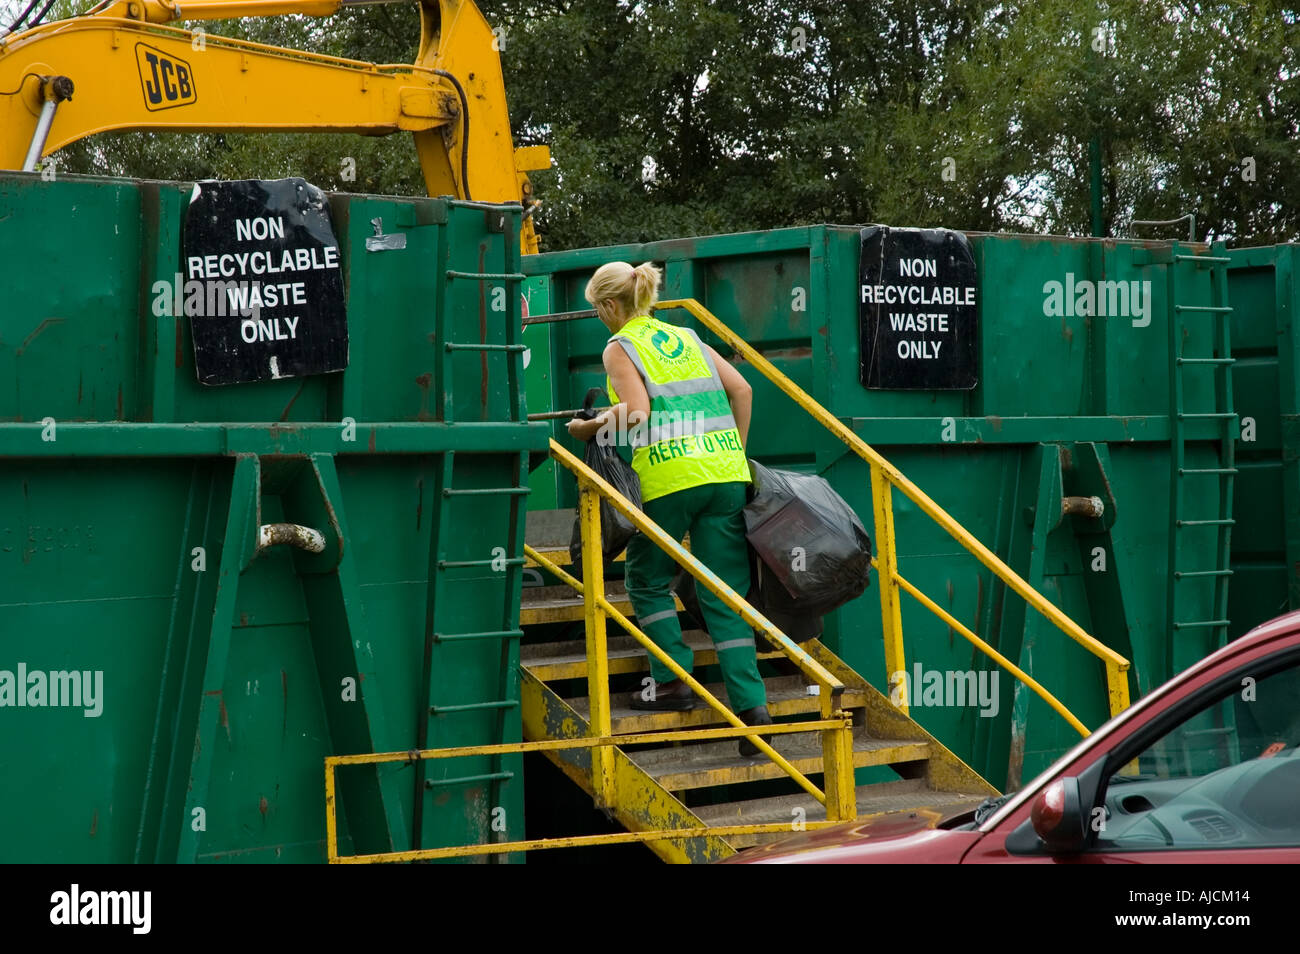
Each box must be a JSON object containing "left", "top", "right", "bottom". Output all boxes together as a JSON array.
[{"left": 607, "top": 315, "right": 750, "bottom": 502}]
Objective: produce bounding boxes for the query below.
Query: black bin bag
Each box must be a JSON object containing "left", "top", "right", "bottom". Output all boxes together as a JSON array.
[
  {"left": 672, "top": 462, "right": 871, "bottom": 643},
  {"left": 743, "top": 460, "right": 872, "bottom": 616},
  {"left": 569, "top": 388, "right": 642, "bottom": 568}
]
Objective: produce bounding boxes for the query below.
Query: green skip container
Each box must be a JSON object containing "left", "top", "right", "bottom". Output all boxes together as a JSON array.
[
  {"left": 523, "top": 225, "right": 1240, "bottom": 789},
  {"left": 0, "top": 171, "right": 548, "bottom": 863}
]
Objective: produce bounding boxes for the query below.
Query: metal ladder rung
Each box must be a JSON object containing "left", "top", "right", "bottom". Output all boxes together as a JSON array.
[
  {"left": 414, "top": 445, "right": 527, "bottom": 839},
  {"left": 434, "top": 629, "right": 524, "bottom": 643},
  {"left": 523, "top": 308, "right": 598, "bottom": 326},
  {"left": 438, "top": 558, "right": 526, "bottom": 569},
  {"left": 429, "top": 700, "right": 520, "bottom": 714},
  {"left": 444, "top": 486, "right": 531, "bottom": 497},
  {"left": 1166, "top": 249, "right": 1234, "bottom": 665},
  {"left": 445, "top": 270, "right": 527, "bottom": 281},
  {"left": 425, "top": 771, "right": 515, "bottom": 789},
  {"left": 445, "top": 342, "right": 529, "bottom": 352}
]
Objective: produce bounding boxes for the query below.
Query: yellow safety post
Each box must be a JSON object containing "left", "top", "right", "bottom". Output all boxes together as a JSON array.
[
  {"left": 324, "top": 760, "right": 339, "bottom": 864},
  {"left": 578, "top": 481, "right": 616, "bottom": 809},
  {"left": 870, "top": 462, "right": 907, "bottom": 714},
  {"left": 819, "top": 697, "right": 857, "bottom": 822},
  {"left": 1105, "top": 661, "right": 1131, "bottom": 720}
]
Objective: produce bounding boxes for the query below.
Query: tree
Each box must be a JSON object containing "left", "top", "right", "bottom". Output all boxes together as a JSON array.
[{"left": 5, "top": 0, "right": 1297, "bottom": 247}]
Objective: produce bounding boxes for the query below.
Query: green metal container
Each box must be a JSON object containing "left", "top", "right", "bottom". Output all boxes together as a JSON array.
[
  {"left": 523, "top": 226, "right": 1238, "bottom": 788},
  {"left": 0, "top": 172, "right": 548, "bottom": 862},
  {"left": 1227, "top": 244, "right": 1300, "bottom": 635}
]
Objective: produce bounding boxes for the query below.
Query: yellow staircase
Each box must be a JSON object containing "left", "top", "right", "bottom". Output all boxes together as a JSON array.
[
  {"left": 322, "top": 298, "right": 1131, "bottom": 864},
  {"left": 520, "top": 519, "right": 996, "bottom": 862}
]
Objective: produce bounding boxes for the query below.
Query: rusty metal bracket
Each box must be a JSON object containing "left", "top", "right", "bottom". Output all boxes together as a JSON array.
[
  {"left": 1061, "top": 495, "right": 1105, "bottom": 519},
  {"left": 257, "top": 522, "right": 326, "bottom": 553}
]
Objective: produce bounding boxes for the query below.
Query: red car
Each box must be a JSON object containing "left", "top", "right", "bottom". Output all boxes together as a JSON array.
[{"left": 729, "top": 611, "right": 1300, "bottom": 863}]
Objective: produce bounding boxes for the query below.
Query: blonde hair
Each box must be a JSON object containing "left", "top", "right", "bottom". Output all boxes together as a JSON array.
[{"left": 585, "top": 261, "right": 662, "bottom": 318}]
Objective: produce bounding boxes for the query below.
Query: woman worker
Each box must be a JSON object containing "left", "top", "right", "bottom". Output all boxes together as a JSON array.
[{"left": 566, "top": 261, "right": 772, "bottom": 757}]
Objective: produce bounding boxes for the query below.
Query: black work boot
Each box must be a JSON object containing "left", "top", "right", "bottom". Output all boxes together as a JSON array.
[
  {"left": 630, "top": 678, "right": 697, "bottom": 711},
  {"left": 737, "top": 704, "right": 773, "bottom": 757}
]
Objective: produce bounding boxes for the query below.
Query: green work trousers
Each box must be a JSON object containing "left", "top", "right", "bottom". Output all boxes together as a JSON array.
[{"left": 624, "top": 480, "right": 767, "bottom": 713}]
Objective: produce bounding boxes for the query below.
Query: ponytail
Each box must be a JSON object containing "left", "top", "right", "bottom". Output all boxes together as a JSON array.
[
  {"left": 631, "top": 262, "right": 662, "bottom": 314},
  {"left": 585, "top": 261, "right": 662, "bottom": 318}
]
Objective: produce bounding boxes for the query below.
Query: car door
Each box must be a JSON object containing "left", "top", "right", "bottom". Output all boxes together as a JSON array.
[{"left": 965, "top": 640, "right": 1300, "bottom": 863}]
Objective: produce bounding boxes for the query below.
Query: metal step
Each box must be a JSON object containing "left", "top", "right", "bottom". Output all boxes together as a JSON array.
[
  {"left": 520, "top": 580, "right": 684, "bottom": 626},
  {"left": 693, "top": 779, "right": 989, "bottom": 849},
  {"left": 520, "top": 591, "right": 686, "bottom": 626},
  {"left": 565, "top": 675, "right": 867, "bottom": 734},
  {"left": 627, "top": 728, "right": 931, "bottom": 791},
  {"left": 524, "top": 507, "right": 692, "bottom": 567},
  {"left": 524, "top": 508, "right": 578, "bottom": 551},
  {"left": 523, "top": 582, "right": 621, "bottom": 602},
  {"left": 520, "top": 631, "right": 784, "bottom": 681},
  {"left": 525, "top": 545, "right": 623, "bottom": 568}
]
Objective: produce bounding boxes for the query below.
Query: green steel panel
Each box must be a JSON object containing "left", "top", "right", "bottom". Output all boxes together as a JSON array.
[
  {"left": 525, "top": 226, "right": 1240, "bottom": 784},
  {"left": 9, "top": 165, "right": 1281, "bottom": 859},
  {"left": 1228, "top": 245, "right": 1300, "bottom": 633},
  {"left": 0, "top": 172, "right": 545, "bottom": 863}
]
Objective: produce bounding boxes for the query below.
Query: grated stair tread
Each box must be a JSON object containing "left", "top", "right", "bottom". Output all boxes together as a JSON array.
[
  {"left": 630, "top": 729, "right": 931, "bottom": 791},
  {"left": 525, "top": 508, "right": 689, "bottom": 566},
  {"left": 520, "top": 583, "right": 684, "bottom": 625},
  {"left": 566, "top": 675, "right": 864, "bottom": 734},
  {"left": 520, "top": 631, "right": 783, "bottom": 680}
]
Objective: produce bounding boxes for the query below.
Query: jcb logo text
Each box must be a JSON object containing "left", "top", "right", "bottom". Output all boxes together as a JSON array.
[{"left": 136, "top": 44, "right": 196, "bottom": 110}]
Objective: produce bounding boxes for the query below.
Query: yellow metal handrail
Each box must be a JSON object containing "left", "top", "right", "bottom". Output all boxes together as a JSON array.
[
  {"left": 325, "top": 733, "right": 852, "bottom": 868},
  {"left": 544, "top": 438, "right": 858, "bottom": 818},
  {"left": 324, "top": 723, "right": 849, "bottom": 863},
  {"left": 890, "top": 567, "right": 1089, "bottom": 737},
  {"left": 657, "top": 297, "right": 1131, "bottom": 736},
  {"left": 324, "top": 435, "right": 860, "bottom": 863}
]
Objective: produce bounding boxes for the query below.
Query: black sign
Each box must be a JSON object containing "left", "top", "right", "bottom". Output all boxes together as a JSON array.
[
  {"left": 183, "top": 178, "right": 348, "bottom": 386},
  {"left": 859, "top": 226, "right": 978, "bottom": 390}
]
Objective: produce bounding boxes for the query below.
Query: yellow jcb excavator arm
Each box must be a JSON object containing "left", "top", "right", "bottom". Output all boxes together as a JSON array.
[{"left": 0, "top": 0, "right": 549, "bottom": 252}]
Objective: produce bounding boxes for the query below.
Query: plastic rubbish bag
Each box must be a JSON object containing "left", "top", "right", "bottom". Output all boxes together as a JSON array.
[
  {"left": 569, "top": 388, "right": 642, "bottom": 567},
  {"left": 671, "top": 462, "right": 871, "bottom": 643},
  {"left": 743, "top": 460, "right": 872, "bottom": 615}
]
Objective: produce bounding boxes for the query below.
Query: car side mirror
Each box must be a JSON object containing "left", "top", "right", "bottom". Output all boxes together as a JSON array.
[
  {"left": 1029, "top": 777, "right": 1089, "bottom": 852},
  {"left": 1006, "top": 776, "right": 1091, "bottom": 855}
]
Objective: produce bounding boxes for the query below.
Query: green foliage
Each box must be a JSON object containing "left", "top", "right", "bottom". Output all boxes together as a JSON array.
[
  {"left": 484, "top": 0, "right": 1300, "bottom": 247},
  {"left": 13, "top": 0, "right": 1297, "bottom": 247}
]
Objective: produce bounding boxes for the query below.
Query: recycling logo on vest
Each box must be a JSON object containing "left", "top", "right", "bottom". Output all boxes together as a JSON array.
[{"left": 650, "top": 327, "right": 686, "bottom": 360}]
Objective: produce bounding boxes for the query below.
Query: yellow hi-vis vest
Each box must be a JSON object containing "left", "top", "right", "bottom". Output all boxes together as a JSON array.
[{"left": 607, "top": 314, "right": 750, "bottom": 502}]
